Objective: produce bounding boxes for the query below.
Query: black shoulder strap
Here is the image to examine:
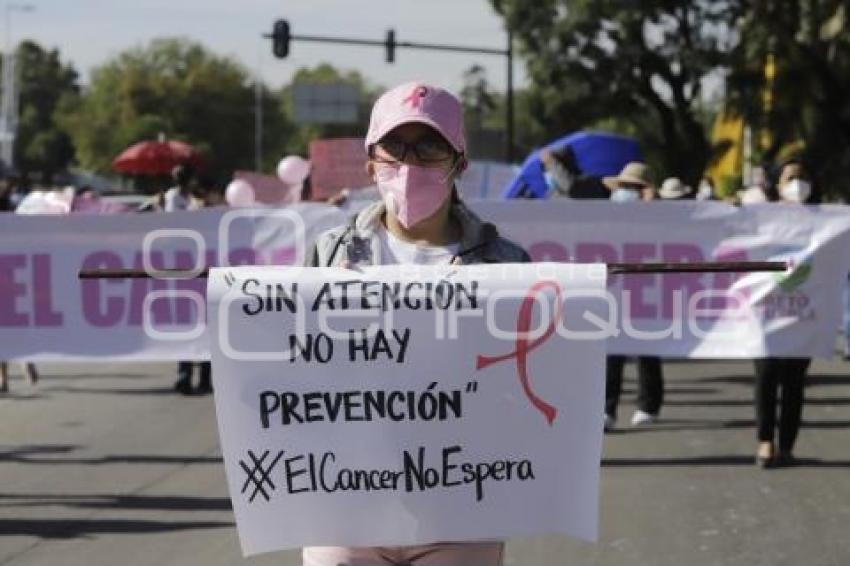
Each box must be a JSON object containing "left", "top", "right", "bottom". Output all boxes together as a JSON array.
[
  {"left": 324, "top": 213, "right": 359, "bottom": 267},
  {"left": 451, "top": 223, "right": 498, "bottom": 264}
]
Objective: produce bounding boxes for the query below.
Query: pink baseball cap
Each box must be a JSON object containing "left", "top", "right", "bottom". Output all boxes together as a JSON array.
[{"left": 365, "top": 81, "right": 466, "bottom": 154}]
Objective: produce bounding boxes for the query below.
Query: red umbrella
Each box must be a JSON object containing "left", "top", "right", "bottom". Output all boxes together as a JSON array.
[{"left": 112, "top": 136, "right": 203, "bottom": 175}]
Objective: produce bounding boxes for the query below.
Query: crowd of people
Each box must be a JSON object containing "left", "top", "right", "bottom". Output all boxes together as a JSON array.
[
  {"left": 538, "top": 140, "right": 820, "bottom": 471},
  {"left": 300, "top": 80, "right": 837, "bottom": 566},
  {"left": 1, "top": 81, "right": 834, "bottom": 449},
  {"left": 0, "top": 82, "right": 832, "bottom": 462},
  {"left": 0, "top": 79, "right": 842, "bottom": 564}
]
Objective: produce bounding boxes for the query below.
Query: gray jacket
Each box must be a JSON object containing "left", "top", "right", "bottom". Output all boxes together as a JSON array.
[{"left": 307, "top": 200, "right": 530, "bottom": 267}]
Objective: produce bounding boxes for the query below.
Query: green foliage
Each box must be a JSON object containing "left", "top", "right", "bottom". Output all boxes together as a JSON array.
[
  {"left": 49, "top": 46, "right": 378, "bottom": 185},
  {"left": 56, "top": 38, "right": 262, "bottom": 182},
  {"left": 718, "top": 173, "right": 743, "bottom": 198},
  {"left": 490, "top": 0, "right": 734, "bottom": 186},
  {"left": 11, "top": 41, "right": 79, "bottom": 182},
  {"left": 457, "top": 64, "right": 547, "bottom": 160},
  {"left": 21, "top": 4, "right": 846, "bottom": 198},
  {"left": 727, "top": 0, "right": 850, "bottom": 197},
  {"left": 459, "top": 64, "right": 503, "bottom": 159},
  {"left": 491, "top": 0, "right": 849, "bottom": 195},
  {"left": 461, "top": 64, "right": 497, "bottom": 132}
]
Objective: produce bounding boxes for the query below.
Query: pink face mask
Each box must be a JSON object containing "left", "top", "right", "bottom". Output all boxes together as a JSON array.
[{"left": 374, "top": 163, "right": 451, "bottom": 229}]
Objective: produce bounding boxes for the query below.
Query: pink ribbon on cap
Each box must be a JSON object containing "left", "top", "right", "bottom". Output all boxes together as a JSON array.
[{"left": 403, "top": 86, "right": 429, "bottom": 109}]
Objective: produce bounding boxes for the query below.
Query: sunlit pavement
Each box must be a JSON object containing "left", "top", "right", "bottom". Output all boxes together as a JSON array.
[{"left": 1, "top": 359, "right": 848, "bottom": 566}]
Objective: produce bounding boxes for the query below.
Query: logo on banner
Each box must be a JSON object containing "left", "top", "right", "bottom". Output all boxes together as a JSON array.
[
  {"left": 762, "top": 249, "right": 816, "bottom": 321},
  {"left": 775, "top": 257, "right": 813, "bottom": 292}
]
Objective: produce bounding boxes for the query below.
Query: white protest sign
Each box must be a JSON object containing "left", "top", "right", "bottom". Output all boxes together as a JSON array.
[
  {"left": 208, "top": 263, "right": 608, "bottom": 555},
  {"left": 0, "top": 205, "right": 348, "bottom": 361}
]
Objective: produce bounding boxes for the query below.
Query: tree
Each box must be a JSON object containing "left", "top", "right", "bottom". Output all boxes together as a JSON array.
[
  {"left": 57, "top": 38, "right": 266, "bottom": 183},
  {"left": 490, "top": 0, "right": 734, "bottom": 186},
  {"left": 727, "top": 0, "right": 850, "bottom": 196},
  {"left": 461, "top": 64, "right": 497, "bottom": 132},
  {"left": 459, "top": 65, "right": 508, "bottom": 160},
  {"left": 458, "top": 64, "right": 547, "bottom": 160},
  {"left": 11, "top": 41, "right": 79, "bottom": 183}
]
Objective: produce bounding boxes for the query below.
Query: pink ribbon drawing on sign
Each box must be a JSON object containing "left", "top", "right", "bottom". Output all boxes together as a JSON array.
[{"left": 476, "top": 280, "right": 563, "bottom": 425}]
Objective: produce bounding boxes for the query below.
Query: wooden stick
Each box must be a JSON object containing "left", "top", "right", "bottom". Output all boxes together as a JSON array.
[
  {"left": 77, "top": 261, "right": 788, "bottom": 280},
  {"left": 607, "top": 261, "right": 786, "bottom": 274}
]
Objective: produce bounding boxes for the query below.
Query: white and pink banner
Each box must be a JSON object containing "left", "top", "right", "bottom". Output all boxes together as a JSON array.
[
  {"left": 2, "top": 200, "right": 850, "bottom": 360},
  {"left": 480, "top": 200, "right": 850, "bottom": 358},
  {"left": 0, "top": 205, "right": 346, "bottom": 361}
]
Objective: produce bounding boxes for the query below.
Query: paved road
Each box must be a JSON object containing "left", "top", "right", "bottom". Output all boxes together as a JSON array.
[{"left": 1, "top": 359, "right": 848, "bottom": 565}]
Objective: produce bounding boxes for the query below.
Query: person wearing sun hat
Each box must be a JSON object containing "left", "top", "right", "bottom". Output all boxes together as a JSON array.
[
  {"left": 658, "top": 177, "right": 693, "bottom": 200},
  {"left": 303, "top": 81, "right": 527, "bottom": 566},
  {"left": 603, "top": 161, "right": 656, "bottom": 202},
  {"left": 601, "top": 160, "right": 666, "bottom": 431}
]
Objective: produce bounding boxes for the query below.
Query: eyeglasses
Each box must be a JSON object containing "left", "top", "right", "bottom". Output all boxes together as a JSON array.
[{"left": 370, "top": 136, "right": 456, "bottom": 164}]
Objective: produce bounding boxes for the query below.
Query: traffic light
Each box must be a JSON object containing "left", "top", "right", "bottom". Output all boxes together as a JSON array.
[
  {"left": 385, "top": 29, "right": 396, "bottom": 63},
  {"left": 273, "top": 19, "right": 290, "bottom": 58}
]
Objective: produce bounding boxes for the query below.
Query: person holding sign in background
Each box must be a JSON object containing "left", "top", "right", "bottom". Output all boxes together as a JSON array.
[
  {"left": 304, "top": 82, "right": 528, "bottom": 565},
  {"left": 754, "top": 158, "right": 820, "bottom": 468},
  {"left": 600, "top": 162, "right": 666, "bottom": 430},
  {"left": 164, "top": 164, "right": 212, "bottom": 395}
]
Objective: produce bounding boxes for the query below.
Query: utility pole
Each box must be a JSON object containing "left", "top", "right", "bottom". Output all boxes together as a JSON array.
[
  {"left": 254, "top": 50, "right": 263, "bottom": 172},
  {"left": 506, "top": 29, "right": 514, "bottom": 163},
  {"left": 0, "top": 3, "right": 34, "bottom": 171},
  {"left": 266, "top": 20, "right": 516, "bottom": 162}
]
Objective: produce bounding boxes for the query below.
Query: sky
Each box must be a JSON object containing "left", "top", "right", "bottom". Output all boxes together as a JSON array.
[{"left": 10, "top": 0, "right": 527, "bottom": 94}]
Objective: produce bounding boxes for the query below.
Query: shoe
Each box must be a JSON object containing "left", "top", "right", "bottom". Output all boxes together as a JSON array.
[
  {"left": 604, "top": 414, "right": 615, "bottom": 433},
  {"left": 196, "top": 382, "right": 213, "bottom": 395},
  {"left": 630, "top": 410, "right": 657, "bottom": 426},
  {"left": 756, "top": 441, "right": 775, "bottom": 469},
  {"left": 775, "top": 450, "right": 796, "bottom": 467},
  {"left": 174, "top": 378, "right": 193, "bottom": 395},
  {"left": 24, "top": 364, "right": 38, "bottom": 386}
]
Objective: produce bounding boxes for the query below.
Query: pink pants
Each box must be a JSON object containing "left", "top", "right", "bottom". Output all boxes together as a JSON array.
[{"left": 302, "top": 542, "right": 504, "bottom": 566}]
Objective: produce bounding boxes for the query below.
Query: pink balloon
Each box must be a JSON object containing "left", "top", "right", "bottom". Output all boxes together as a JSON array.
[
  {"left": 225, "top": 179, "right": 255, "bottom": 207},
  {"left": 277, "top": 156, "right": 311, "bottom": 186}
]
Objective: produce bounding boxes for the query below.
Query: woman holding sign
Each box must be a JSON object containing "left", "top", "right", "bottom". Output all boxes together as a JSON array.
[
  {"left": 304, "top": 82, "right": 528, "bottom": 565},
  {"left": 754, "top": 158, "right": 820, "bottom": 468}
]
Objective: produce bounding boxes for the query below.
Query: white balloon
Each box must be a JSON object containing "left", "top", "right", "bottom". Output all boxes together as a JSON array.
[
  {"left": 15, "top": 189, "right": 74, "bottom": 215},
  {"left": 739, "top": 186, "right": 767, "bottom": 205},
  {"left": 277, "top": 155, "right": 311, "bottom": 186},
  {"left": 225, "top": 179, "right": 255, "bottom": 208}
]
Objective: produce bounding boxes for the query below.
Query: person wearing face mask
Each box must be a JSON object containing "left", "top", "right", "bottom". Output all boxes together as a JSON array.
[
  {"left": 602, "top": 162, "right": 657, "bottom": 203},
  {"left": 539, "top": 146, "right": 576, "bottom": 197},
  {"left": 304, "top": 81, "right": 528, "bottom": 566},
  {"left": 695, "top": 176, "right": 716, "bottom": 201},
  {"left": 773, "top": 160, "right": 813, "bottom": 204},
  {"left": 754, "top": 158, "right": 819, "bottom": 468},
  {"left": 539, "top": 145, "right": 610, "bottom": 200},
  {"left": 658, "top": 177, "right": 693, "bottom": 201},
  {"left": 600, "top": 162, "right": 666, "bottom": 430}
]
